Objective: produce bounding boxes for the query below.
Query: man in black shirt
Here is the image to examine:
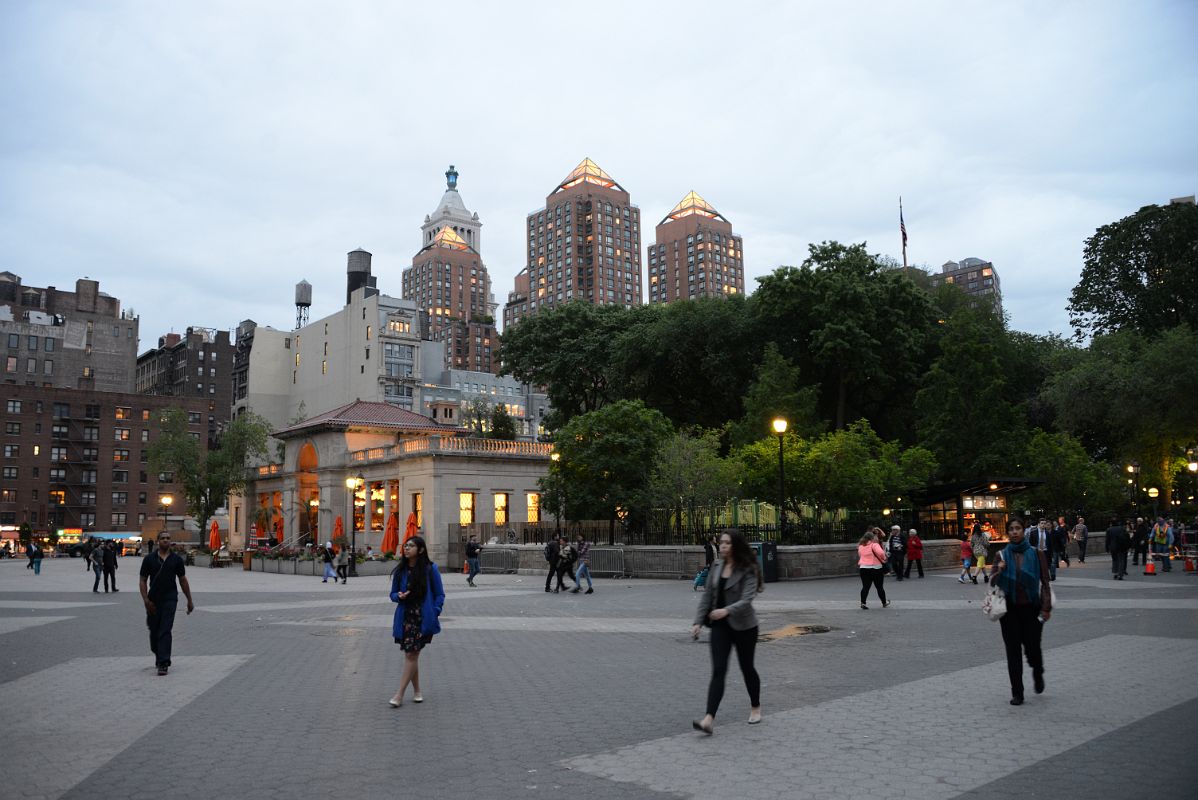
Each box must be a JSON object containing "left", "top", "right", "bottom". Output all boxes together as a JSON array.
[
  {"left": 139, "top": 532, "right": 195, "bottom": 676},
  {"left": 101, "top": 541, "right": 119, "bottom": 593},
  {"left": 465, "top": 535, "right": 482, "bottom": 587},
  {"left": 544, "top": 535, "right": 561, "bottom": 593}
]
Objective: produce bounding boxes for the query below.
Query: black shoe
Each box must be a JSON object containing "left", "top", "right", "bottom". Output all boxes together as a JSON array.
[
  {"left": 570, "top": 588, "right": 580, "bottom": 593},
  {"left": 691, "top": 719, "right": 713, "bottom": 736},
  {"left": 1010, "top": 696, "right": 1024, "bottom": 706},
  {"left": 553, "top": 588, "right": 559, "bottom": 593},
  {"left": 112, "top": 589, "right": 119, "bottom": 592},
  {"left": 585, "top": 588, "right": 593, "bottom": 594},
  {"left": 882, "top": 601, "right": 891, "bottom": 608},
  {"left": 157, "top": 666, "right": 168, "bottom": 676},
  {"left": 971, "top": 575, "right": 978, "bottom": 584},
  {"left": 1034, "top": 672, "right": 1045, "bottom": 694}
]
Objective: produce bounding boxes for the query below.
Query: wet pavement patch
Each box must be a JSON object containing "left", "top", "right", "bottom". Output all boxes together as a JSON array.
[{"left": 758, "top": 623, "right": 832, "bottom": 642}]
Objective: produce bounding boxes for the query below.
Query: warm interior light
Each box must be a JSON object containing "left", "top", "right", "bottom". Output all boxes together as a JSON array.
[
  {"left": 772, "top": 418, "right": 788, "bottom": 435},
  {"left": 989, "top": 483, "right": 999, "bottom": 490}
]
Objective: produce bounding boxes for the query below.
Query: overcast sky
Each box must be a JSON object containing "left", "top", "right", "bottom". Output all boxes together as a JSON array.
[{"left": 2, "top": 1, "right": 1195, "bottom": 348}]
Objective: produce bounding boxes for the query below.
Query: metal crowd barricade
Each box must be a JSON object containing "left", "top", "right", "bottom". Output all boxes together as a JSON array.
[
  {"left": 586, "top": 547, "right": 625, "bottom": 578},
  {"left": 479, "top": 546, "right": 518, "bottom": 574},
  {"left": 622, "top": 546, "right": 684, "bottom": 578}
]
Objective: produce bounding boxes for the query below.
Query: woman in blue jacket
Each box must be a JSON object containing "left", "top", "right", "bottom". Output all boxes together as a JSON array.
[{"left": 388, "top": 535, "right": 445, "bottom": 707}]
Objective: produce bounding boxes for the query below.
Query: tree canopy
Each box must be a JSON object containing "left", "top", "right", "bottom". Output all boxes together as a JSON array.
[{"left": 1069, "top": 201, "right": 1198, "bottom": 339}]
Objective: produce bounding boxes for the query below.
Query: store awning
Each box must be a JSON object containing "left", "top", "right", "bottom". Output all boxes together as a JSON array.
[{"left": 916, "top": 477, "right": 1044, "bottom": 506}]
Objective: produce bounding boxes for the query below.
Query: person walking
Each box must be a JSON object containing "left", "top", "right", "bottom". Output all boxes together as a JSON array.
[
  {"left": 958, "top": 534, "right": 974, "bottom": 584},
  {"left": 334, "top": 545, "right": 349, "bottom": 584},
  {"left": 1105, "top": 517, "right": 1130, "bottom": 580},
  {"left": 858, "top": 530, "right": 889, "bottom": 609},
  {"left": 30, "top": 542, "right": 43, "bottom": 575},
  {"left": 1131, "top": 517, "right": 1150, "bottom": 566},
  {"left": 971, "top": 524, "right": 990, "bottom": 584},
  {"left": 1073, "top": 517, "right": 1089, "bottom": 563},
  {"left": 388, "top": 535, "right": 445, "bottom": 708},
  {"left": 320, "top": 542, "right": 336, "bottom": 583},
  {"left": 1053, "top": 517, "right": 1071, "bottom": 568},
  {"left": 989, "top": 518, "right": 1052, "bottom": 705},
  {"left": 101, "top": 540, "right": 119, "bottom": 592},
  {"left": 1152, "top": 518, "right": 1173, "bottom": 572},
  {"left": 691, "top": 530, "right": 763, "bottom": 734},
  {"left": 138, "top": 531, "right": 195, "bottom": 676},
  {"left": 465, "top": 534, "right": 482, "bottom": 587},
  {"left": 556, "top": 536, "right": 578, "bottom": 592},
  {"left": 544, "top": 534, "right": 562, "bottom": 593},
  {"left": 571, "top": 533, "right": 594, "bottom": 594},
  {"left": 703, "top": 535, "right": 716, "bottom": 570},
  {"left": 904, "top": 529, "right": 924, "bottom": 578},
  {"left": 84, "top": 538, "right": 96, "bottom": 572},
  {"left": 1030, "top": 519, "right": 1055, "bottom": 580},
  {"left": 886, "top": 526, "right": 907, "bottom": 582},
  {"left": 89, "top": 541, "right": 104, "bottom": 593}
]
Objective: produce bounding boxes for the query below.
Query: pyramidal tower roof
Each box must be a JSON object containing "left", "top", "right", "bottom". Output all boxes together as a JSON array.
[
  {"left": 554, "top": 157, "right": 624, "bottom": 193},
  {"left": 661, "top": 190, "right": 728, "bottom": 225},
  {"left": 429, "top": 226, "right": 472, "bottom": 251}
]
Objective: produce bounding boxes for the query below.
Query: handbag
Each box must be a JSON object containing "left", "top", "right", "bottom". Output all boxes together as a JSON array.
[{"left": 981, "top": 585, "right": 1007, "bottom": 621}]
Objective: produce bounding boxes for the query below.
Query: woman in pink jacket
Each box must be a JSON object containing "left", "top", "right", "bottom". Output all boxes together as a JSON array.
[{"left": 857, "top": 529, "right": 890, "bottom": 609}]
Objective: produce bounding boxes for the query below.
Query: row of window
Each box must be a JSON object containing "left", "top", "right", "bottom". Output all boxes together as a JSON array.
[
  {"left": 457, "top": 491, "right": 541, "bottom": 525},
  {"left": 5, "top": 334, "right": 56, "bottom": 352}
]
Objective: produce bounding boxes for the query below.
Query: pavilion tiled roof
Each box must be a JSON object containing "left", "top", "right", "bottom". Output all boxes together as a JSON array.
[{"left": 273, "top": 400, "right": 456, "bottom": 438}]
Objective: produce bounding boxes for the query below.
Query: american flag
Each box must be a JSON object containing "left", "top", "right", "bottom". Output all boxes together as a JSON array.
[{"left": 900, "top": 199, "right": 908, "bottom": 249}]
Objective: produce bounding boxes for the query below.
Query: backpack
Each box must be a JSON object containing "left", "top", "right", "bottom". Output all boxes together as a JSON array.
[{"left": 543, "top": 542, "right": 553, "bottom": 562}]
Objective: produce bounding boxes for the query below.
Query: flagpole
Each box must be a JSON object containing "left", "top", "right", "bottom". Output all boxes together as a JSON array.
[{"left": 900, "top": 197, "right": 908, "bottom": 269}]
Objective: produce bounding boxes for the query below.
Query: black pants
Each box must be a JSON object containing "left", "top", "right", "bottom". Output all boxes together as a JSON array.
[
  {"left": 1057, "top": 545, "right": 1070, "bottom": 566},
  {"left": 103, "top": 567, "right": 116, "bottom": 592},
  {"left": 546, "top": 559, "right": 561, "bottom": 590},
  {"left": 998, "top": 604, "right": 1043, "bottom": 699},
  {"left": 336, "top": 564, "right": 347, "bottom": 581},
  {"left": 1132, "top": 543, "right": 1148, "bottom": 564},
  {"left": 556, "top": 561, "right": 576, "bottom": 588},
  {"left": 890, "top": 554, "right": 905, "bottom": 580},
  {"left": 1078, "top": 540, "right": 1087, "bottom": 561},
  {"left": 705, "top": 621, "right": 760, "bottom": 716},
  {"left": 904, "top": 559, "right": 924, "bottom": 578},
  {"left": 146, "top": 598, "right": 179, "bottom": 667},
  {"left": 1111, "top": 549, "right": 1128, "bottom": 575},
  {"left": 859, "top": 568, "right": 887, "bottom": 604}
]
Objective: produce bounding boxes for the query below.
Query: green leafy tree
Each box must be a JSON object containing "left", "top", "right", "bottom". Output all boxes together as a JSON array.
[
  {"left": 489, "top": 403, "right": 518, "bottom": 440},
  {"left": 611, "top": 296, "right": 761, "bottom": 430},
  {"left": 648, "top": 428, "right": 742, "bottom": 537},
  {"left": 149, "top": 409, "right": 272, "bottom": 541},
  {"left": 542, "top": 400, "right": 673, "bottom": 540},
  {"left": 462, "top": 398, "right": 491, "bottom": 436},
  {"left": 915, "top": 308, "right": 1025, "bottom": 480},
  {"left": 1069, "top": 201, "right": 1198, "bottom": 339},
  {"left": 1017, "top": 430, "right": 1126, "bottom": 517},
  {"left": 738, "top": 420, "right": 935, "bottom": 518},
  {"left": 18, "top": 521, "right": 33, "bottom": 549},
  {"left": 751, "top": 242, "right": 938, "bottom": 437},
  {"left": 498, "top": 302, "right": 632, "bottom": 429},
  {"left": 729, "top": 343, "right": 822, "bottom": 448},
  {"left": 1045, "top": 325, "right": 1198, "bottom": 504}
]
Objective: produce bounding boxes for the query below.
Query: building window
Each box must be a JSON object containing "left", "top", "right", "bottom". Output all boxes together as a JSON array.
[
  {"left": 493, "top": 493, "right": 509, "bottom": 526},
  {"left": 527, "top": 492, "right": 541, "bottom": 523},
  {"left": 4, "top": 356, "right": 16, "bottom": 373},
  {"left": 1, "top": 466, "right": 16, "bottom": 479},
  {"left": 50, "top": 446, "right": 67, "bottom": 461},
  {"left": 321, "top": 360, "right": 327, "bottom": 374},
  {"left": 115, "top": 407, "right": 131, "bottom": 420},
  {"left": 411, "top": 492, "right": 422, "bottom": 528},
  {"left": 80, "top": 513, "right": 95, "bottom": 527},
  {"left": 5, "top": 400, "right": 20, "bottom": 413},
  {"left": 43, "top": 360, "right": 53, "bottom": 375},
  {"left": 83, "top": 426, "right": 98, "bottom": 441},
  {"left": 458, "top": 492, "right": 475, "bottom": 525},
  {"left": 188, "top": 412, "right": 202, "bottom": 424},
  {"left": 45, "top": 338, "right": 55, "bottom": 352},
  {"left": 114, "top": 449, "right": 130, "bottom": 462},
  {"left": 4, "top": 422, "right": 18, "bottom": 435},
  {"left": 83, "top": 469, "right": 97, "bottom": 484},
  {"left": 112, "top": 492, "right": 128, "bottom": 506},
  {"left": 114, "top": 428, "right": 130, "bottom": 441},
  {"left": 113, "top": 471, "right": 128, "bottom": 484},
  {"left": 81, "top": 490, "right": 96, "bottom": 505},
  {"left": 111, "top": 513, "right": 126, "bottom": 527}
]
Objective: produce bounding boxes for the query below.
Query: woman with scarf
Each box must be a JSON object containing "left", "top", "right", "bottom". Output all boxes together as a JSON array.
[
  {"left": 989, "top": 518, "right": 1053, "bottom": 705},
  {"left": 388, "top": 535, "right": 445, "bottom": 707}
]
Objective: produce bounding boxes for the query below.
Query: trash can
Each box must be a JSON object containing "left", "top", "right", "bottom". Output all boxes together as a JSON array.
[
  {"left": 751, "top": 541, "right": 779, "bottom": 583},
  {"left": 243, "top": 550, "right": 253, "bottom": 571}
]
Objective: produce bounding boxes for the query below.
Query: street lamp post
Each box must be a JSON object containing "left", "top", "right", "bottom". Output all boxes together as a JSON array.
[
  {"left": 1127, "top": 462, "right": 1141, "bottom": 508},
  {"left": 772, "top": 418, "right": 788, "bottom": 539},
  {"left": 344, "top": 474, "right": 364, "bottom": 578},
  {"left": 308, "top": 498, "right": 319, "bottom": 545},
  {"left": 1147, "top": 487, "right": 1160, "bottom": 519},
  {"left": 550, "top": 452, "right": 562, "bottom": 536}
]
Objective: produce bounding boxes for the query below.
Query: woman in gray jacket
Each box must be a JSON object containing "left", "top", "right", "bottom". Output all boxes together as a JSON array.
[{"left": 691, "top": 529, "right": 763, "bottom": 734}]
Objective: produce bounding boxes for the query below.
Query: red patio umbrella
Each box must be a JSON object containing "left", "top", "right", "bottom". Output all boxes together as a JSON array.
[
  {"left": 380, "top": 512, "right": 399, "bottom": 555},
  {"left": 333, "top": 516, "right": 344, "bottom": 547},
  {"left": 208, "top": 519, "right": 221, "bottom": 551},
  {"left": 403, "top": 512, "right": 419, "bottom": 546}
]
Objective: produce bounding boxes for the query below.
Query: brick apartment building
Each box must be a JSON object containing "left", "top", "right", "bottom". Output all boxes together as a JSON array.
[
  {"left": 1, "top": 385, "right": 210, "bottom": 542},
  {"left": 503, "top": 158, "right": 642, "bottom": 329},
  {"left": 647, "top": 191, "right": 744, "bottom": 303},
  {"left": 402, "top": 166, "right": 499, "bottom": 373},
  {"left": 0, "top": 273, "right": 139, "bottom": 392},
  {"left": 928, "top": 257, "right": 1003, "bottom": 315},
  {"left": 135, "top": 327, "right": 236, "bottom": 427}
]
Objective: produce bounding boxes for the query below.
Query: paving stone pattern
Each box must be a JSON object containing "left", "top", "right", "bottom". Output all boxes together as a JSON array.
[{"left": 0, "top": 555, "right": 1195, "bottom": 799}]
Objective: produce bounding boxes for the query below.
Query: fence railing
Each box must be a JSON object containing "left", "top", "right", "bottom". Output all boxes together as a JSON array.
[{"left": 350, "top": 436, "right": 554, "bottom": 464}]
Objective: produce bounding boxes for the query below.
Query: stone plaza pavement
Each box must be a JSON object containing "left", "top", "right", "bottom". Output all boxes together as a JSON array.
[{"left": 1, "top": 554, "right": 1196, "bottom": 800}]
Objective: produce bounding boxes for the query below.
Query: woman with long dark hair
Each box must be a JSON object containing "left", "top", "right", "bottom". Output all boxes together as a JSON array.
[
  {"left": 989, "top": 518, "right": 1052, "bottom": 705},
  {"left": 388, "top": 535, "right": 445, "bottom": 707},
  {"left": 691, "top": 529, "right": 763, "bottom": 734}
]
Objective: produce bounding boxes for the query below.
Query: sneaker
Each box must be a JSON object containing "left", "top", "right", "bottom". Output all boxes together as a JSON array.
[
  {"left": 860, "top": 603, "right": 868, "bottom": 610},
  {"left": 570, "top": 587, "right": 580, "bottom": 593},
  {"left": 585, "top": 588, "right": 593, "bottom": 594},
  {"left": 958, "top": 577, "right": 967, "bottom": 584},
  {"left": 882, "top": 601, "right": 891, "bottom": 608},
  {"left": 1033, "top": 672, "right": 1045, "bottom": 694},
  {"left": 971, "top": 575, "right": 978, "bottom": 584},
  {"left": 544, "top": 587, "right": 551, "bottom": 593},
  {"left": 157, "top": 666, "right": 168, "bottom": 676}
]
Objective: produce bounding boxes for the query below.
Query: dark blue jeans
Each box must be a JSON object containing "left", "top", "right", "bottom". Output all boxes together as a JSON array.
[
  {"left": 467, "top": 557, "right": 480, "bottom": 582},
  {"left": 147, "top": 598, "right": 178, "bottom": 667}
]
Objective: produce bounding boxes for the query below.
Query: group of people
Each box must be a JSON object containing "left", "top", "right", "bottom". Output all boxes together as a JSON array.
[
  {"left": 86, "top": 539, "right": 120, "bottom": 592},
  {"left": 1103, "top": 516, "right": 1180, "bottom": 577},
  {"left": 854, "top": 525, "right": 925, "bottom": 609},
  {"left": 320, "top": 542, "right": 350, "bottom": 584},
  {"left": 543, "top": 532, "right": 594, "bottom": 594}
]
